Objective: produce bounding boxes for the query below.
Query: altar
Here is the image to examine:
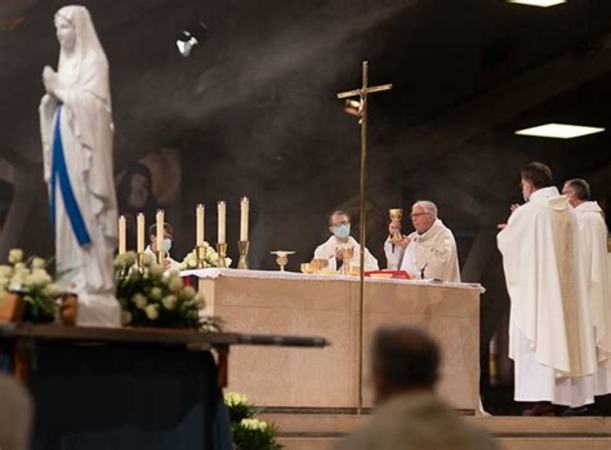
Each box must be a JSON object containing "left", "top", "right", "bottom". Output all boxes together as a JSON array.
[{"left": 183, "top": 268, "right": 483, "bottom": 413}]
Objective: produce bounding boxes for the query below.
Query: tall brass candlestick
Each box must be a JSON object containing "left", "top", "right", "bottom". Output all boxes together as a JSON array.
[
  {"left": 337, "top": 61, "right": 392, "bottom": 414},
  {"left": 238, "top": 241, "right": 249, "bottom": 270},
  {"left": 216, "top": 242, "right": 228, "bottom": 268}
]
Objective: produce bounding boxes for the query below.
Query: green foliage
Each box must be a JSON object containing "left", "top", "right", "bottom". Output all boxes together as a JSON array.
[{"left": 224, "top": 392, "right": 282, "bottom": 450}]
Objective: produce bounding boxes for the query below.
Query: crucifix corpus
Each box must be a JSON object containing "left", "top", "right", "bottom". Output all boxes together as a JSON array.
[{"left": 337, "top": 60, "right": 392, "bottom": 413}]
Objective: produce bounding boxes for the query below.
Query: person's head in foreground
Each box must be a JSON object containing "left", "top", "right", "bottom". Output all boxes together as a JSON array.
[
  {"left": 336, "top": 326, "right": 498, "bottom": 450},
  {"left": 372, "top": 325, "right": 440, "bottom": 405}
]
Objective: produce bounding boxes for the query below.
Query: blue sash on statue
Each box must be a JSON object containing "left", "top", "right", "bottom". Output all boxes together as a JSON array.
[{"left": 49, "top": 104, "right": 92, "bottom": 247}]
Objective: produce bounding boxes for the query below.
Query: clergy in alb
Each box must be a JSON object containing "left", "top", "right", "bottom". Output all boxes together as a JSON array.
[
  {"left": 314, "top": 211, "right": 379, "bottom": 271},
  {"left": 384, "top": 201, "right": 460, "bottom": 281},
  {"left": 563, "top": 178, "right": 611, "bottom": 397},
  {"left": 498, "top": 162, "right": 597, "bottom": 414},
  {"left": 145, "top": 222, "right": 181, "bottom": 272},
  {"left": 39, "top": 6, "right": 119, "bottom": 326}
]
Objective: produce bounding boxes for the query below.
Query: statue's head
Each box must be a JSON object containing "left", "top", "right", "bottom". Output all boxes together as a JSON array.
[{"left": 54, "top": 12, "right": 76, "bottom": 52}]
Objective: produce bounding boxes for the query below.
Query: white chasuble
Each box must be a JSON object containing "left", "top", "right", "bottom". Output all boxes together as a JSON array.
[
  {"left": 314, "top": 236, "right": 379, "bottom": 272},
  {"left": 498, "top": 186, "right": 598, "bottom": 406},
  {"left": 575, "top": 201, "right": 611, "bottom": 396},
  {"left": 399, "top": 219, "right": 460, "bottom": 282}
]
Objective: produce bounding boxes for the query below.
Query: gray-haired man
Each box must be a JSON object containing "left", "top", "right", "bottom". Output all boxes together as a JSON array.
[{"left": 384, "top": 200, "right": 460, "bottom": 281}]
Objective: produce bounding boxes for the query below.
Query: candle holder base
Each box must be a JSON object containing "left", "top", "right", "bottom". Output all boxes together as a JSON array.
[
  {"left": 156, "top": 250, "right": 166, "bottom": 265},
  {"left": 196, "top": 245, "right": 207, "bottom": 269},
  {"left": 216, "top": 243, "right": 228, "bottom": 268},
  {"left": 238, "top": 241, "right": 250, "bottom": 270},
  {"left": 137, "top": 252, "right": 146, "bottom": 269}
]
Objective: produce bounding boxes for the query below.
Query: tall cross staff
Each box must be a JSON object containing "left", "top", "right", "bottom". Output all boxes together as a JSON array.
[{"left": 337, "top": 61, "right": 392, "bottom": 413}]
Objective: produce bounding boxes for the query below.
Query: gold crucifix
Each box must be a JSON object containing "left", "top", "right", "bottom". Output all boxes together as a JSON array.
[{"left": 337, "top": 61, "right": 392, "bottom": 414}]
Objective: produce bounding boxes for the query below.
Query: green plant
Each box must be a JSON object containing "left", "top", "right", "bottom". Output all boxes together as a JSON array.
[{"left": 224, "top": 392, "right": 282, "bottom": 450}]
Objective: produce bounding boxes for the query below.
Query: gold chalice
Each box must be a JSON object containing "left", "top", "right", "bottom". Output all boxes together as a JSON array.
[
  {"left": 270, "top": 251, "right": 295, "bottom": 272},
  {"left": 340, "top": 245, "right": 355, "bottom": 275},
  {"left": 389, "top": 208, "right": 404, "bottom": 244},
  {"left": 389, "top": 208, "right": 403, "bottom": 222}
]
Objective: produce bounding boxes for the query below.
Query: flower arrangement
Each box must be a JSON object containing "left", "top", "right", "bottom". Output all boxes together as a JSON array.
[
  {"left": 180, "top": 242, "right": 231, "bottom": 270},
  {"left": 115, "top": 251, "right": 219, "bottom": 330},
  {"left": 0, "top": 249, "right": 60, "bottom": 322},
  {"left": 224, "top": 392, "right": 281, "bottom": 450}
]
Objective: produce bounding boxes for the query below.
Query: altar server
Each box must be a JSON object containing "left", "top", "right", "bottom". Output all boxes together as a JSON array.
[
  {"left": 314, "top": 211, "right": 379, "bottom": 271},
  {"left": 563, "top": 178, "right": 611, "bottom": 396},
  {"left": 145, "top": 222, "right": 181, "bottom": 272}
]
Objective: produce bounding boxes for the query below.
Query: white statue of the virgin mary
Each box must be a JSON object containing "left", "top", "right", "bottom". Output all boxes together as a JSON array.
[{"left": 39, "top": 5, "right": 120, "bottom": 327}]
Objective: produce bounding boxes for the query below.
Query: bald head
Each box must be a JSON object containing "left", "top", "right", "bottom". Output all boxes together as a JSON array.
[{"left": 371, "top": 326, "right": 441, "bottom": 404}]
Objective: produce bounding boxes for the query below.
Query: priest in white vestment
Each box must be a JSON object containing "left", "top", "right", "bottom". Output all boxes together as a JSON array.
[
  {"left": 144, "top": 222, "right": 181, "bottom": 272},
  {"left": 39, "top": 6, "right": 119, "bottom": 326},
  {"left": 384, "top": 201, "right": 460, "bottom": 281},
  {"left": 498, "top": 162, "right": 598, "bottom": 414},
  {"left": 563, "top": 178, "right": 611, "bottom": 397},
  {"left": 314, "top": 211, "right": 379, "bottom": 271}
]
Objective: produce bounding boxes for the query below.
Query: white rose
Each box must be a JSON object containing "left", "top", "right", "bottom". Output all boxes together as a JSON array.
[
  {"left": 43, "top": 283, "right": 61, "bottom": 298},
  {"left": 191, "top": 293, "right": 205, "bottom": 308},
  {"left": 31, "top": 257, "right": 46, "bottom": 269},
  {"left": 179, "top": 286, "right": 196, "bottom": 301},
  {"left": 8, "top": 249, "right": 23, "bottom": 264},
  {"left": 133, "top": 293, "right": 148, "bottom": 310},
  {"left": 149, "top": 287, "right": 162, "bottom": 300},
  {"left": 145, "top": 304, "right": 159, "bottom": 320},
  {"left": 168, "top": 276, "right": 183, "bottom": 291},
  {"left": 162, "top": 295, "right": 177, "bottom": 310},
  {"left": 149, "top": 264, "right": 165, "bottom": 278},
  {"left": 0, "top": 265, "right": 12, "bottom": 277},
  {"left": 240, "top": 418, "right": 267, "bottom": 431}
]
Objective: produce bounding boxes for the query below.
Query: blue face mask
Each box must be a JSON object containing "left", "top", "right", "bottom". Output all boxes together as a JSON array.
[
  {"left": 334, "top": 223, "right": 351, "bottom": 239},
  {"left": 162, "top": 238, "right": 172, "bottom": 253}
]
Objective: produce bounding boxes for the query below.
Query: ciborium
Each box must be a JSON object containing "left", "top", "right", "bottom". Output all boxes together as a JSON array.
[
  {"left": 310, "top": 258, "right": 330, "bottom": 273},
  {"left": 270, "top": 251, "right": 295, "bottom": 272}
]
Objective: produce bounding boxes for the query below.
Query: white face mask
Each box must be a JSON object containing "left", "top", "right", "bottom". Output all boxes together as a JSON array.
[
  {"left": 334, "top": 223, "right": 351, "bottom": 239},
  {"left": 161, "top": 238, "right": 172, "bottom": 253}
]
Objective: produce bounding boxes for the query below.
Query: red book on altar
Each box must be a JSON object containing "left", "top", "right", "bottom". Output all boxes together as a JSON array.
[{"left": 364, "top": 270, "right": 411, "bottom": 279}]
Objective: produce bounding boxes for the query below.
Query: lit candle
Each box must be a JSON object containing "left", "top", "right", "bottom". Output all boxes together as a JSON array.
[
  {"left": 240, "top": 196, "right": 249, "bottom": 242},
  {"left": 217, "top": 201, "right": 226, "bottom": 244},
  {"left": 156, "top": 209, "right": 164, "bottom": 252},
  {"left": 137, "top": 213, "right": 145, "bottom": 253},
  {"left": 118, "top": 216, "right": 126, "bottom": 254},
  {"left": 196, "top": 204, "right": 205, "bottom": 246}
]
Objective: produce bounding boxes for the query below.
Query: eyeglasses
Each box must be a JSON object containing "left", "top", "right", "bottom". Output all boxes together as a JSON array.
[
  {"left": 410, "top": 213, "right": 431, "bottom": 219},
  {"left": 333, "top": 221, "right": 350, "bottom": 227}
]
